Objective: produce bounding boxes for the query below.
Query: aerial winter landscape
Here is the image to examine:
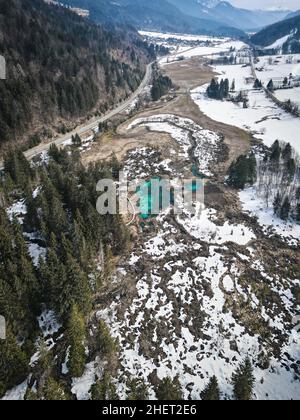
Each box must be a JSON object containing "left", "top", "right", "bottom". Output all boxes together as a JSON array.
[{"left": 0, "top": 0, "right": 299, "bottom": 404}]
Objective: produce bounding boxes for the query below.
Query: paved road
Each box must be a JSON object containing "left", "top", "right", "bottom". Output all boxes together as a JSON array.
[{"left": 0, "top": 61, "right": 154, "bottom": 168}]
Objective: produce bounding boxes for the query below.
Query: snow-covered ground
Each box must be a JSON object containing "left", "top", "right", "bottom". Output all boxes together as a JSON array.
[
  {"left": 128, "top": 114, "right": 223, "bottom": 176},
  {"left": 275, "top": 87, "right": 300, "bottom": 107},
  {"left": 95, "top": 111, "right": 300, "bottom": 400},
  {"left": 239, "top": 187, "right": 300, "bottom": 247},
  {"left": 191, "top": 63, "right": 300, "bottom": 154},
  {"left": 71, "top": 359, "right": 103, "bottom": 400},
  {"left": 160, "top": 40, "right": 247, "bottom": 65},
  {"left": 2, "top": 379, "right": 30, "bottom": 401},
  {"left": 139, "top": 31, "right": 229, "bottom": 43},
  {"left": 177, "top": 206, "right": 256, "bottom": 246},
  {"left": 7, "top": 196, "right": 46, "bottom": 267},
  {"left": 254, "top": 54, "right": 300, "bottom": 106},
  {"left": 255, "top": 54, "right": 300, "bottom": 84},
  {"left": 142, "top": 31, "right": 249, "bottom": 66},
  {"left": 98, "top": 207, "right": 300, "bottom": 400}
]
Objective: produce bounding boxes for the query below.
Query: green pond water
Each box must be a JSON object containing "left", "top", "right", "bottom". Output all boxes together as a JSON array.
[
  {"left": 137, "top": 177, "right": 203, "bottom": 220},
  {"left": 191, "top": 164, "right": 208, "bottom": 179}
]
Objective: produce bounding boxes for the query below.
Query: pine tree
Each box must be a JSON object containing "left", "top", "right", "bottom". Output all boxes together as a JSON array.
[
  {"left": 156, "top": 376, "right": 182, "bottom": 400},
  {"left": 127, "top": 378, "right": 149, "bottom": 400},
  {"left": 0, "top": 328, "right": 29, "bottom": 397},
  {"left": 42, "top": 377, "right": 68, "bottom": 400},
  {"left": 62, "top": 253, "right": 92, "bottom": 315},
  {"left": 48, "top": 195, "right": 68, "bottom": 238},
  {"left": 94, "top": 320, "right": 117, "bottom": 357},
  {"left": 34, "top": 339, "right": 52, "bottom": 376},
  {"left": 273, "top": 193, "right": 282, "bottom": 216},
  {"left": 228, "top": 155, "right": 256, "bottom": 189},
  {"left": 24, "top": 190, "right": 38, "bottom": 230},
  {"left": 110, "top": 153, "right": 121, "bottom": 180},
  {"left": 224, "top": 79, "right": 229, "bottom": 97},
  {"left": 232, "top": 358, "right": 255, "bottom": 400},
  {"left": 248, "top": 154, "right": 257, "bottom": 184},
  {"left": 59, "top": 234, "right": 73, "bottom": 262},
  {"left": 207, "top": 79, "right": 219, "bottom": 99},
  {"left": 282, "top": 143, "right": 292, "bottom": 161},
  {"left": 4, "top": 150, "right": 33, "bottom": 187},
  {"left": 285, "top": 158, "right": 296, "bottom": 181},
  {"left": 71, "top": 219, "right": 89, "bottom": 268},
  {"left": 219, "top": 79, "right": 225, "bottom": 99},
  {"left": 280, "top": 197, "right": 291, "bottom": 221},
  {"left": 200, "top": 376, "right": 220, "bottom": 400},
  {"left": 66, "top": 305, "right": 86, "bottom": 378},
  {"left": 267, "top": 79, "right": 274, "bottom": 91},
  {"left": 270, "top": 140, "right": 281, "bottom": 162},
  {"left": 72, "top": 134, "right": 82, "bottom": 148},
  {"left": 24, "top": 389, "right": 39, "bottom": 400},
  {"left": 90, "top": 373, "right": 119, "bottom": 400},
  {"left": 254, "top": 79, "right": 262, "bottom": 89},
  {"left": 39, "top": 235, "right": 67, "bottom": 310}
]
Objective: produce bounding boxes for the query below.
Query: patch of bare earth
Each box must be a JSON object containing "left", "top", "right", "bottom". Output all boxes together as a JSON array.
[{"left": 83, "top": 57, "right": 252, "bottom": 177}]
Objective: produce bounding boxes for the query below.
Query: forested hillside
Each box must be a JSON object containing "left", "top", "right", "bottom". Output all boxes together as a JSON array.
[
  {"left": 251, "top": 15, "right": 300, "bottom": 53},
  {"left": 0, "top": 0, "right": 153, "bottom": 148},
  {"left": 0, "top": 145, "right": 128, "bottom": 399}
]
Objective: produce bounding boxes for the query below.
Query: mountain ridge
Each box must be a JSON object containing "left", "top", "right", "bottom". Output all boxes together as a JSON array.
[
  {"left": 167, "top": 0, "right": 290, "bottom": 30},
  {"left": 62, "top": 0, "right": 246, "bottom": 37}
]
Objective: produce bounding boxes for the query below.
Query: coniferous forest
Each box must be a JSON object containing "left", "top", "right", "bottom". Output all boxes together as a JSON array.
[
  {"left": 0, "top": 0, "right": 154, "bottom": 148},
  {"left": 0, "top": 146, "right": 128, "bottom": 399}
]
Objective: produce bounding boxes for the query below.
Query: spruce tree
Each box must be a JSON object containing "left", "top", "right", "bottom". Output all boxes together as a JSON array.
[
  {"left": 63, "top": 253, "right": 92, "bottom": 315},
  {"left": 270, "top": 140, "right": 281, "bottom": 162},
  {"left": 267, "top": 79, "right": 274, "bottom": 91},
  {"left": 42, "top": 377, "right": 68, "bottom": 401},
  {"left": 156, "top": 376, "right": 182, "bottom": 400},
  {"left": 228, "top": 155, "right": 256, "bottom": 189},
  {"left": 90, "top": 373, "right": 119, "bottom": 400},
  {"left": 273, "top": 193, "right": 282, "bottom": 216},
  {"left": 71, "top": 219, "right": 90, "bottom": 268},
  {"left": 127, "top": 378, "right": 149, "bottom": 400},
  {"left": 232, "top": 358, "right": 255, "bottom": 400},
  {"left": 286, "top": 158, "right": 296, "bottom": 181},
  {"left": 66, "top": 305, "right": 86, "bottom": 378},
  {"left": 207, "top": 79, "right": 219, "bottom": 99},
  {"left": 200, "top": 376, "right": 220, "bottom": 400},
  {"left": 0, "top": 329, "right": 29, "bottom": 397},
  {"left": 94, "top": 320, "right": 117, "bottom": 357},
  {"left": 254, "top": 79, "right": 262, "bottom": 89},
  {"left": 280, "top": 197, "right": 291, "bottom": 221},
  {"left": 282, "top": 143, "right": 292, "bottom": 161},
  {"left": 72, "top": 134, "right": 82, "bottom": 148}
]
